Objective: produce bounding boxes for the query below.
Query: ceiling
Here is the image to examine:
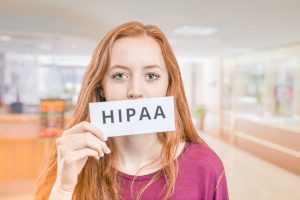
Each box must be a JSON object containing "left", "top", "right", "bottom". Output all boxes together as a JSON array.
[{"left": 0, "top": 0, "right": 300, "bottom": 58}]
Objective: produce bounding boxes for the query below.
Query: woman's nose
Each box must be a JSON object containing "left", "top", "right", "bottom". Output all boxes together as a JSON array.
[{"left": 127, "top": 78, "right": 143, "bottom": 99}]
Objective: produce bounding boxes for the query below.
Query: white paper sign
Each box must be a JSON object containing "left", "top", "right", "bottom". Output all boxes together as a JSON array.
[{"left": 89, "top": 96, "right": 175, "bottom": 137}]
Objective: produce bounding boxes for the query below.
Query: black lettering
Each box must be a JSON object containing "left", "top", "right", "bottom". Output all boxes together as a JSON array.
[
  {"left": 127, "top": 108, "right": 136, "bottom": 122},
  {"left": 154, "top": 106, "right": 166, "bottom": 119},
  {"left": 139, "top": 107, "right": 151, "bottom": 120},
  {"left": 118, "top": 109, "right": 122, "bottom": 122},
  {"left": 102, "top": 110, "right": 114, "bottom": 124}
]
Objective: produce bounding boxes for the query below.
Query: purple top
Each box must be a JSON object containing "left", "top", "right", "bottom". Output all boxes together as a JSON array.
[{"left": 118, "top": 141, "right": 229, "bottom": 200}]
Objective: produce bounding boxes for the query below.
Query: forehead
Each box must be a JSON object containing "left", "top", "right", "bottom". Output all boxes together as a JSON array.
[{"left": 110, "top": 35, "right": 165, "bottom": 67}]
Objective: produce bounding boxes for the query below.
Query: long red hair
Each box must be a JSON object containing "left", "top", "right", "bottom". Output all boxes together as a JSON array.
[{"left": 34, "top": 21, "right": 204, "bottom": 200}]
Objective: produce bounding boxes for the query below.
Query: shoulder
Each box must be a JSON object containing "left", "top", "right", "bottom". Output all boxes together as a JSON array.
[
  {"left": 174, "top": 140, "right": 229, "bottom": 199},
  {"left": 179, "top": 140, "right": 225, "bottom": 178}
]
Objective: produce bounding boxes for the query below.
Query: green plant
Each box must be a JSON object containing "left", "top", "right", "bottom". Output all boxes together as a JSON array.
[{"left": 195, "top": 104, "right": 206, "bottom": 117}]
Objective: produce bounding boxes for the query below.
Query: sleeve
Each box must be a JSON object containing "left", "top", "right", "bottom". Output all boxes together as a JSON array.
[{"left": 214, "top": 169, "right": 229, "bottom": 200}]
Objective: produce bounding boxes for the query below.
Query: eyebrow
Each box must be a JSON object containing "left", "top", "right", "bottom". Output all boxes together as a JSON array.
[{"left": 110, "top": 64, "right": 162, "bottom": 71}]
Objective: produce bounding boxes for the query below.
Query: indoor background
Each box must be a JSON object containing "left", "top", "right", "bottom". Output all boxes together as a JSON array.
[{"left": 0, "top": 0, "right": 300, "bottom": 199}]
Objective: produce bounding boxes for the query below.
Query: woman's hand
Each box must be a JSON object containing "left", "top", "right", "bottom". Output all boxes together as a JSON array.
[{"left": 52, "top": 121, "right": 111, "bottom": 194}]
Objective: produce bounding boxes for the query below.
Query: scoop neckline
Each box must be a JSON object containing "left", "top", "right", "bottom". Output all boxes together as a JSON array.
[{"left": 118, "top": 141, "right": 190, "bottom": 181}]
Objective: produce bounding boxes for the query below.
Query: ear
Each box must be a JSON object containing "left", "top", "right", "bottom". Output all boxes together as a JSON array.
[
  {"left": 99, "top": 88, "right": 105, "bottom": 97},
  {"left": 95, "top": 85, "right": 106, "bottom": 102}
]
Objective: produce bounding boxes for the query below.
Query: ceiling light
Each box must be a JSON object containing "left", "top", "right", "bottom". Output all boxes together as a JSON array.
[
  {"left": 173, "top": 25, "right": 219, "bottom": 36},
  {"left": 229, "top": 48, "right": 252, "bottom": 53},
  {"left": 0, "top": 35, "right": 12, "bottom": 41},
  {"left": 70, "top": 43, "right": 77, "bottom": 48},
  {"left": 39, "top": 43, "right": 52, "bottom": 50}
]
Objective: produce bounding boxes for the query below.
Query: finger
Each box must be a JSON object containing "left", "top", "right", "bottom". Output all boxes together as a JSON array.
[
  {"left": 65, "top": 132, "right": 111, "bottom": 155},
  {"left": 102, "top": 142, "right": 111, "bottom": 154},
  {"left": 65, "top": 148, "right": 99, "bottom": 162},
  {"left": 66, "top": 121, "right": 108, "bottom": 142}
]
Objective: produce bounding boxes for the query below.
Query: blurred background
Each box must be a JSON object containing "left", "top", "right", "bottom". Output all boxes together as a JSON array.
[{"left": 0, "top": 0, "right": 300, "bottom": 199}]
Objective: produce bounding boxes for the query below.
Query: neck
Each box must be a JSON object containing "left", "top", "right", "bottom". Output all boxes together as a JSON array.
[{"left": 114, "top": 133, "right": 162, "bottom": 174}]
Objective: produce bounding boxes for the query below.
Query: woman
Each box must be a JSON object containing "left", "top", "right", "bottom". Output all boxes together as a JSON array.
[{"left": 35, "top": 21, "right": 228, "bottom": 200}]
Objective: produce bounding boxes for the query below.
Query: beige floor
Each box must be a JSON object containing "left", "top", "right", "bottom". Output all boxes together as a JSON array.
[
  {"left": 201, "top": 133, "right": 300, "bottom": 200},
  {"left": 1, "top": 133, "right": 300, "bottom": 200}
]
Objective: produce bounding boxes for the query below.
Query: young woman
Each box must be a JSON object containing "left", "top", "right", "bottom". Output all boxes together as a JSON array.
[{"left": 35, "top": 21, "right": 229, "bottom": 200}]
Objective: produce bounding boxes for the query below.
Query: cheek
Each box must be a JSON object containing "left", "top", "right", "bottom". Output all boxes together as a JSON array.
[
  {"left": 103, "top": 82, "right": 128, "bottom": 101},
  {"left": 146, "top": 79, "right": 169, "bottom": 97},
  {"left": 158, "top": 74, "right": 169, "bottom": 95}
]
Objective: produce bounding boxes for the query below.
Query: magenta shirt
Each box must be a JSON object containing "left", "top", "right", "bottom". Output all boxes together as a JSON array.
[{"left": 118, "top": 140, "right": 229, "bottom": 200}]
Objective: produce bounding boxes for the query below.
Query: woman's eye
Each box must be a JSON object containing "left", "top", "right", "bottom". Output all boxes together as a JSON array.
[
  {"left": 111, "top": 72, "right": 128, "bottom": 80},
  {"left": 146, "top": 73, "right": 160, "bottom": 81}
]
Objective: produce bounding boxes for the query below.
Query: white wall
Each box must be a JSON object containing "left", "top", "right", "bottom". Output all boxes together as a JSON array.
[{"left": 179, "top": 58, "right": 222, "bottom": 135}]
